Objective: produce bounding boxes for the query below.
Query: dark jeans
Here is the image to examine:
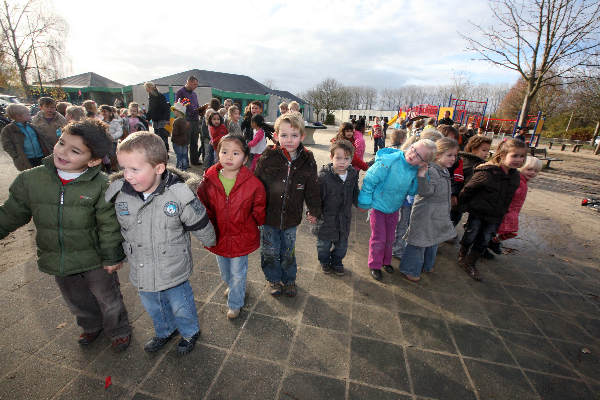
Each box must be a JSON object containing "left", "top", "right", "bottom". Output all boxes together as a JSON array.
[
  {"left": 188, "top": 119, "right": 200, "bottom": 164},
  {"left": 451, "top": 208, "right": 462, "bottom": 226},
  {"left": 155, "top": 127, "right": 170, "bottom": 152},
  {"left": 460, "top": 214, "right": 499, "bottom": 254},
  {"left": 55, "top": 268, "right": 131, "bottom": 339},
  {"left": 317, "top": 237, "right": 349, "bottom": 267},
  {"left": 373, "top": 137, "right": 385, "bottom": 154},
  {"left": 261, "top": 225, "right": 297, "bottom": 284},
  {"left": 204, "top": 144, "right": 216, "bottom": 169}
]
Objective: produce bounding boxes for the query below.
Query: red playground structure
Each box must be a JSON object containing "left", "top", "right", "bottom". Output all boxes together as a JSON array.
[{"left": 397, "top": 95, "right": 489, "bottom": 126}]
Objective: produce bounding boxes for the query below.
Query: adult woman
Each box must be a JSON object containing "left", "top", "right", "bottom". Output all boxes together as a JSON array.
[{"left": 145, "top": 81, "right": 171, "bottom": 151}]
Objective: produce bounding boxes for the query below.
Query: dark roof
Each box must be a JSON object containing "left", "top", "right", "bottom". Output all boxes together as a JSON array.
[
  {"left": 44, "top": 72, "right": 125, "bottom": 88},
  {"left": 270, "top": 89, "right": 305, "bottom": 104},
  {"left": 143, "top": 69, "right": 271, "bottom": 95}
]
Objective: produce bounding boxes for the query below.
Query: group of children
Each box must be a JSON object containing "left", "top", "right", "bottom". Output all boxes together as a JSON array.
[{"left": 0, "top": 93, "right": 542, "bottom": 358}]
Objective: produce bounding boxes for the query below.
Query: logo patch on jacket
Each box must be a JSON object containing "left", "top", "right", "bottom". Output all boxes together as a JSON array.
[
  {"left": 296, "top": 184, "right": 304, "bottom": 190},
  {"left": 116, "top": 202, "right": 129, "bottom": 215},
  {"left": 163, "top": 201, "right": 179, "bottom": 217}
]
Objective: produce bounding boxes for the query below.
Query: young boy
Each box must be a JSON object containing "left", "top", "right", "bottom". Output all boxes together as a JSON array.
[
  {"left": 0, "top": 119, "right": 132, "bottom": 351},
  {"left": 316, "top": 140, "right": 359, "bottom": 276},
  {"left": 31, "top": 97, "right": 67, "bottom": 146},
  {"left": 372, "top": 117, "right": 384, "bottom": 154},
  {"left": 105, "top": 132, "right": 215, "bottom": 355},
  {"left": 170, "top": 102, "right": 191, "bottom": 171},
  {"left": 255, "top": 114, "right": 321, "bottom": 297}
]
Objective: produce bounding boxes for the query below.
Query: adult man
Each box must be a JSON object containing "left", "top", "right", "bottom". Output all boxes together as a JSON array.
[
  {"left": 439, "top": 110, "right": 454, "bottom": 126},
  {"left": 514, "top": 126, "right": 527, "bottom": 142},
  {"left": 176, "top": 76, "right": 201, "bottom": 164}
]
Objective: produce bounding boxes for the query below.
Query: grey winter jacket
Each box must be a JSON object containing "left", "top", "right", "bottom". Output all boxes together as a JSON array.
[
  {"left": 404, "top": 163, "right": 456, "bottom": 247},
  {"left": 314, "top": 164, "right": 359, "bottom": 242},
  {"left": 105, "top": 168, "right": 216, "bottom": 292}
]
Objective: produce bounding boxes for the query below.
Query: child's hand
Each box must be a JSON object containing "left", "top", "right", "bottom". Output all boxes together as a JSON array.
[
  {"left": 357, "top": 207, "right": 368, "bottom": 213},
  {"left": 306, "top": 213, "right": 317, "bottom": 224},
  {"left": 451, "top": 196, "right": 458, "bottom": 207},
  {"left": 417, "top": 164, "right": 428, "bottom": 177},
  {"left": 104, "top": 262, "right": 123, "bottom": 274}
]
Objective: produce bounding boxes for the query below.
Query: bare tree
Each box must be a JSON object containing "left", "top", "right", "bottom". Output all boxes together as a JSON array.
[
  {"left": 262, "top": 79, "right": 275, "bottom": 89},
  {"left": 462, "top": 0, "right": 600, "bottom": 126},
  {"left": 0, "top": 0, "right": 68, "bottom": 98}
]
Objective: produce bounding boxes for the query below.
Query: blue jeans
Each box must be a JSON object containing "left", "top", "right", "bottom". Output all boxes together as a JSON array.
[
  {"left": 216, "top": 255, "right": 248, "bottom": 310},
  {"left": 399, "top": 244, "right": 438, "bottom": 277},
  {"left": 460, "top": 215, "right": 499, "bottom": 254},
  {"left": 261, "top": 225, "right": 297, "bottom": 284},
  {"left": 204, "top": 144, "right": 216, "bottom": 169},
  {"left": 173, "top": 143, "right": 189, "bottom": 171},
  {"left": 138, "top": 280, "right": 199, "bottom": 339},
  {"left": 392, "top": 204, "right": 412, "bottom": 257},
  {"left": 316, "top": 237, "right": 348, "bottom": 267}
]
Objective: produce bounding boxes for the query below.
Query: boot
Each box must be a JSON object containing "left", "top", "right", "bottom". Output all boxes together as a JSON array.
[
  {"left": 458, "top": 245, "right": 468, "bottom": 263},
  {"left": 488, "top": 239, "right": 502, "bottom": 255},
  {"left": 459, "top": 251, "right": 482, "bottom": 281}
]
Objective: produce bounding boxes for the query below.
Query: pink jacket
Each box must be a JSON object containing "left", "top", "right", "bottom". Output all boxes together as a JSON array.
[
  {"left": 353, "top": 130, "right": 366, "bottom": 161},
  {"left": 497, "top": 174, "right": 528, "bottom": 235}
]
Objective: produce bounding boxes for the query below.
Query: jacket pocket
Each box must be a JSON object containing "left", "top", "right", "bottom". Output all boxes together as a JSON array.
[
  {"left": 122, "top": 242, "right": 138, "bottom": 284},
  {"left": 158, "top": 244, "right": 191, "bottom": 282}
]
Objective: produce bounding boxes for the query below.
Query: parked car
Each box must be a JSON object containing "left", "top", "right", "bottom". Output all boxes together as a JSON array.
[{"left": 0, "top": 94, "right": 22, "bottom": 107}]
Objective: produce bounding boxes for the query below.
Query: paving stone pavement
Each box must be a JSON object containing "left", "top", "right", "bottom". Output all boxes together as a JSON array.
[{"left": 0, "top": 133, "right": 599, "bottom": 400}]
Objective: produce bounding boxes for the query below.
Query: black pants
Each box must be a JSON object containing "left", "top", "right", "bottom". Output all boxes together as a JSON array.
[
  {"left": 27, "top": 157, "right": 43, "bottom": 167},
  {"left": 460, "top": 215, "right": 499, "bottom": 254},
  {"left": 188, "top": 119, "right": 200, "bottom": 164},
  {"left": 55, "top": 268, "right": 131, "bottom": 339},
  {"left": 155, "top": 127, "right": 170, "bottom": 152},
  {"left": 373, "top": 137, "right": 385, "bottom": 154}
]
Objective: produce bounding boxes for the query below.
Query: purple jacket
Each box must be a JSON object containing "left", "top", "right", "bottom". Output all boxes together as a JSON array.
[{"left": 175, "top": 87, "right": 199, "bottom": 120}]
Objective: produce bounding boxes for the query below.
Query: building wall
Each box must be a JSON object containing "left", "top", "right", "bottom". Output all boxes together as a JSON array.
[{"left": 330, "top": 109, "right": 399, "bottom": 126}]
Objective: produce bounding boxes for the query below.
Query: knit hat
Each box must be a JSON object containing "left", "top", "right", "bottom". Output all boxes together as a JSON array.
[{"left": 171, "top": 102, "right": 187, "bottom": 115}]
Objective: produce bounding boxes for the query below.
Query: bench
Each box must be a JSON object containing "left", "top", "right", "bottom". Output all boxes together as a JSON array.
[
  {"left": 529, "top": 147, "right": 547, "bottom": 158},
  {"left": 539, "top": 157, "right": 563, "bottom": 169}
]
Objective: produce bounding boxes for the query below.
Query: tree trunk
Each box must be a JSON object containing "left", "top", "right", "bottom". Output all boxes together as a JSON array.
[
  {"left": 17, "top": 64, "right": 31, "bottom": 99},
  {"left": 594, "top": 121, "right": 600, "bottom": 156},
  {"left": 518, "top": 80, "right": 536, "bottom": 127}
]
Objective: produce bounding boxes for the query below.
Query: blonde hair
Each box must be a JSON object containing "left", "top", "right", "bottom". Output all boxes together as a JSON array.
[
  {"left": 435, "top": 137, "right": 459, "bottom": 160},
  {"left": 415, "top": 138, "right": 437, "bottom": 162},
  {"left": 65, "top": 106, "right": 85, "bottom": 121},
  {"left": 274, "top": 113, "right": 305, "bottom": 136},
  {"left": 144, "top": 82, "right": 157, "bottom": 92},
  {"left": 218, "top": 107, "right": 227, "bottom": 117},
  {"left": 520, "top": 156, "right": 542, "bottom": 172},
  {"left": 117, "top": 131, "right": 168, "bottom": 166},
  {"left": 421, "top": 128, "right": 443, "bottom": 142},
  {"left": 279, "top": 101, "right": 288, "bottom": 110},
  {"left": 288, "top": 101, "right": 300, "bottom": 112},
  {"left": 227, "top": 105, "right": 239, "bottom": 120},
  {"left": 82, "top": 100, "right": 97, "bottom": 116},
  {"left": 6, "top": 104, "right": 29, "bottom": 120}
]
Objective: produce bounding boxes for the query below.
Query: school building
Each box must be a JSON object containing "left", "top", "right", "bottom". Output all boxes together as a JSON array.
[
  {"left": 329, "top": 109, "right": 399, "bottom": 126},
  {"left": 41, "top": 72, "right": 132, "bottom": 106}
]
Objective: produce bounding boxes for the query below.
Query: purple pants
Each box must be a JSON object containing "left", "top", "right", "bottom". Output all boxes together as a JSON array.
[{"left": 368, "top": 209, "right": 399, "bottom": 270}]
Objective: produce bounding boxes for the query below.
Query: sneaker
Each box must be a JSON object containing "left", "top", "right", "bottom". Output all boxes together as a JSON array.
[
  {"left": 321, "top": 264, "right": 332, "bottom": 274},
  {"left": 224, "top": 287, "right": 230, "bottom": 297},
  {"left": 383, "top": 264, "right": 394, "bottom": 274},
  {"left": 111, "top": 334, "right": 131, "bottom": 352},
  {"left": 227, "top": 308, "right": 240, "bottom": 319},
  {"left": 332, "top": 265, "right": 345, "bottom": 276},
  {"left": 144, "top": 330, "right": 178, "bottom": 353},
  {"left": 370, "top": 269, "right": 382, "bottom": 281},
  {"left": 283, "top": 282, "right": 297, "bottom": 297},
  {"left": 177, "top": 331, "right": 200, "bottom": 355},
  {"left": 270, "top": 282, "right": 283, "bottom": 296},
  {"left": 78, "top": 329, "right": 102, "bottom": 346}
]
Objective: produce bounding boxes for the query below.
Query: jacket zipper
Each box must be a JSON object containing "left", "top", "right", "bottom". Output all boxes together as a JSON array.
[
  {"left": 58, "top": 186, "right": 65, "bottom": 275},
  {"left": 280, "top": 160, "right": 292, "bottom": 230}
]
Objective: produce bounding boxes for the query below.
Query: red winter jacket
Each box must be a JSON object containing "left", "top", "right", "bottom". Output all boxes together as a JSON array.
[
  {"left": 197, "top": 164, "right": 266, "bottom": 257},
  {"left": 208, "top": 124, "right": 228, "bottom": 148}
]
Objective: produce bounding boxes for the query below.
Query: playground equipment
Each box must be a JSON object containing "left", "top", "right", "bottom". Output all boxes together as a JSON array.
[{"left": 448, "top": 95, "right": 488, "bottom": 127}]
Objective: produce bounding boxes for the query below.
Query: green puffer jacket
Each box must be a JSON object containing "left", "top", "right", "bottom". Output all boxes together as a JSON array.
[{"left": 0, "top": 156, "right": 125, "bottom": 276}]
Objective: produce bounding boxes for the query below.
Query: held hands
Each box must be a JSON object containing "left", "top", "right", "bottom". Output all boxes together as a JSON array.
[
  {"left": 306, "top": 212, "right": 317, "bottom": 224},
  {"left": 417, "top": 164, "right": 428, "bottom": 177},
  {"left": 104, "top": 262, "right": 123, "bottom": 274}
]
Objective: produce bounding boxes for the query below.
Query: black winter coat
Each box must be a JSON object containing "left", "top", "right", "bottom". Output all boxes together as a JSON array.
[
  {"left": 241, "top": 112, "right": 273, "bottom": 142},
  {"left": 147, "top": 92, "right": 171, "bottom": 123},
  {"left": 459, "top": 164, "right": 520, "bottom": 224},
  {"left": 314, "top": 164, "right": 359, "bottom": 242},
  {"left": 460, "top": 151, "right": 486, "bottom": 185},
  {"left": 254, "top": 144, "right": 321, "bottom": 230}
]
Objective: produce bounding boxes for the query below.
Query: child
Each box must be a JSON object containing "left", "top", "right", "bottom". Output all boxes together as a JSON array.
[
  {"left": 31, "top": 97, "right": 66, "bottom": 146},
  {"left": 248, "top": 114, "right": 268, "bottom": 171},
  {"left": 333, "top": 122, "right": 368, "bottom": 171},
  {"left": 458, "top": 138, "right": 527, "bottom": 281},
  {"left": 288, "top": 101, "right": 300, "bottom": 113},
  {"left": 197, "top": 135, "right": 266, "bottom": 319},
  {"left": 171, "top": 101, "right": 191, "bottom": 170},
  {"left": 358, "top": 139, "right": 436, "bottom": 281},
  {"left": 100, "top": 105, "right": 123, "bottom": 151},
  {"left": 389, "top": 129, "right": 407, "bottom": 149},
  {"left": 279, "top": 102, "right": 289, "bottom": 115},
  {"left": 241, "top": 101, "right": 273, "bottom": 143},
  {"left": 0, "top": 119, "right": 132, "bottom": 351},
  {"left": 65, "top": 105, "right": 85, "bottom": 123},
  {"left": 82, "top": 100, "right": 99, "bottom": 119},
  {"left": 372, "top": 117, "right": 384, "bottom": 154},
  {"left": 353, "top": 119, "right": 367, "bottom": 165},
  {"left": 255, "top": 114, "right": 321, "bottom": 296},
  {"left": 1, "top": 103, "right": 53, "bottom": 170},
  {"left": 399, "top": 138, "right": 458, "bottom": 282},
  {"left": 315, "top": 139, "right": 359, "bottom": 276},
  {"left": 226, "top": 105, "right": 242, "bottom": 136},
  {"left": 207, "top": 109, "right": 228, "bottom": 169},
  {"left": 488, "top": 156, "right": 542, "bottom": 255},
  {"left": 106, "top": 132, "right": 216, "bottom": 355},
  {"left": 127, "top": 102, "right": 148, "bottom": 134}
]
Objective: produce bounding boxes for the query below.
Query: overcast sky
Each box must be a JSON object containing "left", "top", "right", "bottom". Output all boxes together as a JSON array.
[{"left": 54, "top": 0, "right": 520, "bottom": 94}]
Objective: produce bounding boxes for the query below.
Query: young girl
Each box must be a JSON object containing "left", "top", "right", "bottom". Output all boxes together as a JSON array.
[
  {"left": 127, "top": 102, "right": 148, "bottom": 134},
  {"left": 399, "top": 138, "right": 458, "bottom": 282},
  {"left": 100, "top": 105, "right": 123, "bottom": 148},
  {"left": 372, "top": 117, "right": 384, "bottom": 154},
  {"left": 248, "top": 114, "right": 268, "bottom": 171},
  {"left": 458, "top": 138, "right": 527, "bottom": 281},
  {"left": 226, "top": 105, "right": 242, "bottom": 136},
  {"left": 82, "top": 100, "right": 100, "bottom": 120},
  {"left": 197, "top": 135, "right": 266, "bottom": 319},
  {"left": 488, "top": 156, "right": 542, "bottom": 255},
  {"left": 358, "top": 139, "right": 436, "bottom": 281},
  {"left": 333, "top": 122, "right": 368, "bottom": 171},
  {"left": 171, "top": 102, "right": 190, "bottom": 170},
  {"left": 207, "top": 109, "right": 228, "bottom": 169},
  {"left": 353, "top": 119, "right": 367, "bottom": 164},
  {"left": 389, "top": 129, "right": 407, "bottom": 149}
]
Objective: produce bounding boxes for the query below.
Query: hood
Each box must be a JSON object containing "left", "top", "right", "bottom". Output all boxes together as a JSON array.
[
  {"left": 374, "top": 148, "right": 418, "bottom": 171},
  {"left": 459, "top": 151, "right": 486, "bottom": 163}
]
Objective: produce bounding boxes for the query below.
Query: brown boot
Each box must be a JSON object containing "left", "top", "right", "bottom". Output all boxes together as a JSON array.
[{"left": 459, "top": 251, "right": 482, "bottom": 281}]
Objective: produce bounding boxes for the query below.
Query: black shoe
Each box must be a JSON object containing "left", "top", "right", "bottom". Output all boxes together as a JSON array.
[
  {"left": 144, "top": 330, "right": 178, "bottom": 353},
  {"left": 283, "top": 282, "right": 297, "bottom": 297},
  {"left": 383, "top": 264, "right": 394, "bottom": 273},
  {"left": 370, "top": 269, "right": 382, "bottom": 281},
  {"left": 333, "top": 265, "right": 345, "bottom": 276},
  {"left": 78, "top": 329, "right": 102, "bottom": 345},
  {"left": 177, "top": 331, "right": 200, "bottom": 355},
  {"left": 321, "top": 264, "right": 332, "bottom": 274},
  {"left": 481, "top": 249, "right": 495, "bottom": 259},
  {"left": 488, "top": 240, "right": 502, "bottom": 255}
]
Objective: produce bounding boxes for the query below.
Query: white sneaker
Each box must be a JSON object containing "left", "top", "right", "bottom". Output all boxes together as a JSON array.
[
  {"left": 224, "top": 287, "right": 229, "bottom": 297},
  {"left": 227, "top": 308, "right": 240, "bottom": 319}
]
